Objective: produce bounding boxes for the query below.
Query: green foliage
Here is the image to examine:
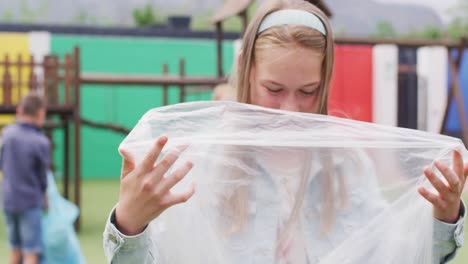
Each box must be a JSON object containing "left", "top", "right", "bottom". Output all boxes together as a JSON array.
[
  {"left": 367, "top": 1, "right": 468, "bottom": 41},
  {"left": 403, "top": 25, "right": 443, "bottom": 40},
  {"left": 370, "top": 18, "right": 465, "bottom": 41},
  {"left": 73, "top": 10, "right": 88, "bottom": 24},
  {"left": 133, "top": 4, "right": 159, "bottom": 27},
  {"left": 133, "top": 4, "right": 155, "bottom": 27},
  {"left": 447, "top": 18, "right": 468, "bottom": 39},
  {"left": 19, "top": 0, "right": 35, "bottom": 23},
  {"left": 1, "top": 10, "right": 14, "bottom": 22},
  {"left": 370, "top": 21, "right": 397, "bottom": 38},
  {"left": 446, "top": 0, "right": 468, "bottom": 39},
  {"left": 422, "top": 26, "right": 444, "bottom": 39},
  {"left": 71, "top": 9, "right": 98, "bottom": 25},
  {"left": 18, "top": 0, "right": 49, "bottom": 23}
]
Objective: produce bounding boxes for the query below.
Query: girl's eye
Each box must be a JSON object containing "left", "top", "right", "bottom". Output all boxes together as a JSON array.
[
  {"left": 266, "top": 87, "right": 282, "bottom": 94},
  {"left": 301, "top": 89, "right": 318, "bottom": 96}
]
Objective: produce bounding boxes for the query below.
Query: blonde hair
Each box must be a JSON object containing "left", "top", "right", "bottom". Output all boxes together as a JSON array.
[
  {"left": 234, "top": 0, "right": 334, "bottom": 115},
  {"left": 225, "top": 1, "right": 343, "bottom": 250}
]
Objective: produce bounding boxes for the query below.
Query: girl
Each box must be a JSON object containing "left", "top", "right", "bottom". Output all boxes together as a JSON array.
[{"left": 104, "top": 0, "right": 467, "bottom": 263}]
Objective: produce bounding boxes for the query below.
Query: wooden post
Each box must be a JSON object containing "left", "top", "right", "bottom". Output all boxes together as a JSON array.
[
  {"left": 73, "top": 46, "right": 82, "bottom": 231},
  {"left": 215, "top": 22, "right": 224, "bottom": 78},
  {"left": 17, "top": 54, "right": 22, "bottom": 102},
  {"left": 3, "top": 54, "right": 12, "bottom": 105},
  {"left": 65, "top": 54, "right": 72, "bottom": 105},
  {"left": 51, "top": 55, "right": 59, "bottom": 105},
  {"left": 62, "top": 115, "right": 70, "bottom": 199},
  {"left": 45, "top": 128, "right": 54, "bottom": 172},
  {"left": 179, "top": 58, "right": 186, "bottom": 103},
  {"left": 162, "top": 63, "right": 169, "bottom": 105},
  {"left": 43, "top": 55, "right": 51, "bottom": 100},
  {"left": 28, "top": 55, "right": 38, "bottom": 91}
]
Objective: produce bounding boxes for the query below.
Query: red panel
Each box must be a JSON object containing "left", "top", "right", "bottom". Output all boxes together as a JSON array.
[{"left": 329, "top": 45, "right": 373, "bottom": 122}]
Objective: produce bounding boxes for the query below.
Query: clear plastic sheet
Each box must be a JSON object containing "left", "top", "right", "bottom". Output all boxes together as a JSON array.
[{"left": 119, "top": 101, "right": 468, "bottom": 264}]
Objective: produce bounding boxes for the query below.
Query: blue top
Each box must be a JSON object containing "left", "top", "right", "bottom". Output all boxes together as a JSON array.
[{"left": 1, "top": 121, "right": 51, "bottom": 212}]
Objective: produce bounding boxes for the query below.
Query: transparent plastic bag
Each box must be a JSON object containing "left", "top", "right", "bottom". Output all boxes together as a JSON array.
[{"left": 120, "top": 101, "right": 468, "bottom": 264}]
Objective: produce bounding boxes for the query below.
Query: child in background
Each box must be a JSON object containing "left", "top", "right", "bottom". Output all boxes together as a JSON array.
[{"left": 1, "top": 92, "right": 49, "bottom": 264}]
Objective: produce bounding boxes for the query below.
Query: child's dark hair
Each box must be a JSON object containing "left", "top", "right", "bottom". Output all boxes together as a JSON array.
[{"left": 18, "top": 92, "right": 46, "bottom": 116}]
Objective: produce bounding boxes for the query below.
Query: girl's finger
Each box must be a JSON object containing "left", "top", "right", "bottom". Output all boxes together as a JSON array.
[
  {"left": 424, "top": 167, "right": 450, "bottom": 197},
  {"left": 435, "top": 161, "right": 461, "bottom": 193},
  {"left": 452, "top": 150, "right": 464, "bottom": 182},
  {"left": 120, "top": 149, "right": 135, "bottom": 179},
  {"left": 464, "top": 163, "right": 468, "bottom": 178},
  {"left": 140, "top": 136, "right": 168, "bottom": 173},
  {"left": 149, "top": 149, "right": 181, "bottom": 183},
  {"left": 418, "top": 187, "right": 448, "bottom": 209},
  {"left": 158, "top": 161, "right": 193, "bottom": 195},
  {"left": 160, "top": 183, "right": 196, "bottom": 208}
]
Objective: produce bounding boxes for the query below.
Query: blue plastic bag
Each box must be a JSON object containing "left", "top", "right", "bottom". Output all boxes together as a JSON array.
[{"left": 42, "top": 171, "right": 85, "bottom": 264}]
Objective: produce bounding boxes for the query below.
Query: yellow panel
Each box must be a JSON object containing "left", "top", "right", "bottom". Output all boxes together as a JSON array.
[{"left": 0, "top": 32, "right": 31, "bottom": 124}]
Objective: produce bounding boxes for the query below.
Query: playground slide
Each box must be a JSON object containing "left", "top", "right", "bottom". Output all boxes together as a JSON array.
[
  {"left": 417, "top": 46, "right": 448, "bottom": 134},
  {"left": 372, "top": 44, "right": 398, "bottom": 127},
  {"left": 329, "top": 45, "right": 373, "bottom": 122},
  {"left": 398, "top": 47, "right": 418, "bottom": 129}
]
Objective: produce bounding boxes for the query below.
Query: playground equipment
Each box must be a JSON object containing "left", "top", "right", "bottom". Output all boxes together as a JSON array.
[
  {"left": 0, "top": 47, "right": 82, "bottom": 228},
  {"left": 0, "top": 47, "right": 226, "bottom": 230}
]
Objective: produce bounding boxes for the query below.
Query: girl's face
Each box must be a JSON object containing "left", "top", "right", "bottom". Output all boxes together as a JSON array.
[{"left": 249, "top": 46, "right": 323, "bottom": 113}]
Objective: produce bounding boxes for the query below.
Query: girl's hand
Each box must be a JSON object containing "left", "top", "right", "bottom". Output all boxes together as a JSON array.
[
  {"left": 418, "top": 150, "right": 468, "bottom": 223},
  {"left": 114, "top": 136, "right": 195, "bottom": 235}
]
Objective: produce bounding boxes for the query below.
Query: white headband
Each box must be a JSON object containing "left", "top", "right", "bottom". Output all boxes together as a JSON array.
[{"left": 257, "top": 9, "right": 326, "bottom": 36}]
